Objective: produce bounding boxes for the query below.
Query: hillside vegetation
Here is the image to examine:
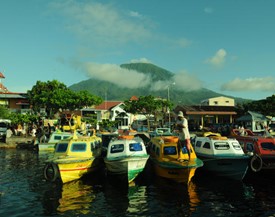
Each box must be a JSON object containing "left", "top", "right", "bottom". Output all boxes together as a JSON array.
[{"left": 69, "top": 63, "right": 249, "bottom": 105}]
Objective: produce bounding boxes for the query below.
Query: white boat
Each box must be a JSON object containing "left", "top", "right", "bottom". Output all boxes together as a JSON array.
[
  {"left": 104, "top": 135, "right": 149, "bottom": 183},
  {"left": 38, "top": 130, "right": 74, "bottom": 152},
  {"left": 193, "top": 135, "right": 250, "bottom": 180}
]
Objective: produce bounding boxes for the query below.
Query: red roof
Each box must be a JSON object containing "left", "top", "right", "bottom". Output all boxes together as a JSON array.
[
  {"left": 0, "top": 72, "right": 5, "bottom": 78},
  {"left": 95, "top": 101, "right": 123, "bottom": 110},
  {"left": 130, "top": 95, "right": 138, "bottom": 101}
]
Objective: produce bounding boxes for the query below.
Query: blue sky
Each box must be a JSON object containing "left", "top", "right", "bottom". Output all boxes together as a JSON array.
[{"left": 1, "top": 0, "right": 275, "bottom": 100}]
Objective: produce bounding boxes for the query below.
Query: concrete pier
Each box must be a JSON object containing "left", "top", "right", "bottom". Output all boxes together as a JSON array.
[{"left": 0, "top": 136, "right": 36, "bottom": 149}]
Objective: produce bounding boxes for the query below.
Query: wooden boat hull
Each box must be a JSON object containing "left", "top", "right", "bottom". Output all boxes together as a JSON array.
[{"left": 104, "top": 155, "right": 149, "bottom": 183}]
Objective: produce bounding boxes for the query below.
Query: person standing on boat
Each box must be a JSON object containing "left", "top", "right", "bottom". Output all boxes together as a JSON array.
[{"left": 176, "top": 111, "right": 191, "bottom": 159}]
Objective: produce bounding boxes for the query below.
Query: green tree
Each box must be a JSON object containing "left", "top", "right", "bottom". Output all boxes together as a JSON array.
[
  {"left": 0, "top": 106, "right": 10, "bottom": 119},
  {"left": 242, "top": 94, "right": 275, "bottom": 117},
  {"left": 27, "top": 80, "right": 103, "bottom": 118},
  {"left": 7, "top": 112, "right": 38, "bottom": 126},
  {"left": 124, "top": 95, "right": 172, "bottom": 130}
]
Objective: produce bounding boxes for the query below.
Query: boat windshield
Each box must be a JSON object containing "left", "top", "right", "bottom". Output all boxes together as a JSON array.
[
  {"left": 56, "top": 143, "right": 68, "bottom": 152},
  {"left": 71, "top": 143, "right": 87, "bottom": 152},
  {"left": 163, "top": 146, "right": 177, "bottom": 155},
  {"left": 261, "top": 142, "right": 275, "bottom": 151},
  {"left": 214, "top": 142, "right": 230, "bottom": 150},
  {"left": 53, "top": 135, "right": 62, "bottom": 140},
  {"left": 129, "top": 143, "right": 143, "bottom": 152},
  {"left": 110, "top": 144, "right": 124, "bottom": 153}
]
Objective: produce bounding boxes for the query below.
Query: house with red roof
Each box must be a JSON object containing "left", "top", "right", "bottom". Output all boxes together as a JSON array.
[{"left": 81, "top": 100, "right": 133, "bottom": 130}]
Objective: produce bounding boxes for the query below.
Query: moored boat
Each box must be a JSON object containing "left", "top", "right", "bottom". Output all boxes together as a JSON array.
[
  {"left": 148, "top": 135, "right": 203, "bottom": 184},
  {"left": 43, "top": 132, "right": 103, "bottom": 183},
  {"left": 104, "top": 135, "right": 149, "bottom": 184},
  {"left": 230, "top": 128, "right": 275, "bottom": 172},
  {"left": 193, "top": 135, "right": 250, "bottom": 180},
  {"left": 38, "top": 130, "right": 75, "bottom": 153}
]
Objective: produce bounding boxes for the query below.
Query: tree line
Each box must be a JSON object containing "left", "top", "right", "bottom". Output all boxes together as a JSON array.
[{"left": 1, "top": 79, "right": 275, "bottom": 127}]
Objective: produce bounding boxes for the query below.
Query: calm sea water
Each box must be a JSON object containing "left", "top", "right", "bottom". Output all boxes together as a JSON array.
[{"left": 1, "top": 149, "right": 275, "bottom": 217}]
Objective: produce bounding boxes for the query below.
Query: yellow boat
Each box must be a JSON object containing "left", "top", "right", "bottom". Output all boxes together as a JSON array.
[
  {"left": 43, "top": 131, "right": 103, "bottom": 183},
  {"left": 149, "top": 135, "right": 203, "bottom": 184}
]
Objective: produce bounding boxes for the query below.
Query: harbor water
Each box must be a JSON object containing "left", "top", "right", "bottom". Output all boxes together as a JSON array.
[{"left": 1, "top": 148, "right": 275, "bottom": 217}]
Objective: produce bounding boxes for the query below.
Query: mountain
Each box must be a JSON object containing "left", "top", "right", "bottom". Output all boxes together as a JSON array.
[{"left": 69, "top": 63, "right": 250, "bottom": 105}]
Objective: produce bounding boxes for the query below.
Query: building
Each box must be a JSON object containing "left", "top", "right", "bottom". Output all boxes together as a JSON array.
[
  {"left": 236, "top": 111, "right": 268, "bottom": 133},
  {"left": 82, "top": 101, "right": 131, "bottom": 130},
  {"left": 174, "top": 96, "right": 237, "bottom": 131},
  {"left": 201, "top": 96, "right": 235, "bottom": 106},
  {"left": 0, "top": 72, "right": 30, "bottom": 113}
]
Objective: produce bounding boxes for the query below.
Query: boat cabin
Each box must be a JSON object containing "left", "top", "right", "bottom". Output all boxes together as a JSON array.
[
  {"left": 194, "top": 136, "right": 245, "bottom": 156},
  {"left": 150, "top": 136, "right": 193, "bottom": 161},
  {"left": 54, "top": 135, "right": 102, "bottom": 159},
  {"left": 106, "top": 135, "right": 147, "bottom": 158},
  {"left": 47, "top": 131, "right": 74, "bottom": 143}
]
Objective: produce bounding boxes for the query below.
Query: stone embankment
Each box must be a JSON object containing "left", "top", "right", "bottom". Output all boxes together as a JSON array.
[{"left": 0, "top": 136, "right": 36, "bottom": 149}]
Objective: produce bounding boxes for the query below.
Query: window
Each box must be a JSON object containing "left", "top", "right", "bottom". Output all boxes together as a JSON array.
[
  {"left": 71, "top": 143, "right": 86, "bottom": 152},
  {"left": 111, "top": 144, "right": 124, "bottom": 153},
  {"left": 214, "top": 142, "right": 230, "bottom": 150},
  {"left": 163, "top": 146, "right": 177, "bottom": 155},
  {"left": 63, "top": 136, "right": 70, "bottom": 139},
  {"left": 196, "top": 141, "right": 202, "bottom": 148},
  {"left": 0, "top": 122, "right": 7, "bottom": 127},
  {"left": 246, "top": 143, "right": 254, "bottom": 152},
  {"left": 54, "top": 135, "right": 62, "bottom": 140},
  {"left": 203, "top": 142, "right": 211, "bottom": 149},
  {"left": 56, "top": 143, "right": 68, "bottom": 152},
  {"left": 129, "top": 143, "right": 143, "bottom": 152},
  {"left": 261, "top": 142, "right": 275, "bottom": 151},
  {"left": 232, "top": 142, "right": 242, "bottom": 150}
]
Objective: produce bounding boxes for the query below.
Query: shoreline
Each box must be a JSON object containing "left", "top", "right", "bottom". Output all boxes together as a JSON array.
[{"left": 0, "top": 136, "right": 36, "bottom": 149}]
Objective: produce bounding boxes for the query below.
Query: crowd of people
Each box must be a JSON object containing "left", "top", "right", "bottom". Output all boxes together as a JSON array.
[{"left": 6, "top": 122, "right": 54, "bottom": 142}]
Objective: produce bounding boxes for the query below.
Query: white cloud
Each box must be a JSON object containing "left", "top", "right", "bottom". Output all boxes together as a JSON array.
[
  {"left": 77, "top": 61, "right": 202, "bottom": 92},
  {"left": 205, "top": 49, "right": 227, "bottom": 67},
  {"left": 50, "top": 1, "right": 152, "bottom": 45},
  {"left": 172, "top": 70, "right": 203, "bottom": 91},
  {"left": 130, "top": 58, "right": 151, "bottom": 63},
  {"left": 81, "top": 62, "right": 152, "bottom": 88},
  {"left": 221, "top": 77, "right": 275, "bottom": 92}
]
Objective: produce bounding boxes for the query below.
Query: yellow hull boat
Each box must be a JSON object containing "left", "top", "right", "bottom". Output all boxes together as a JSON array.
[
  {"left": 43, "top": 132, "right": 103, "bottom": 183},
  {"left": 149, "top": 136, "right": 203, "bottom": 184}
]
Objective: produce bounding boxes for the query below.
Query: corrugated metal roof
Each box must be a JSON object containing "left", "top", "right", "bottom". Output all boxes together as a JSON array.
[{"left": 0, "top": 93, "right": 26, "bottom": 99}]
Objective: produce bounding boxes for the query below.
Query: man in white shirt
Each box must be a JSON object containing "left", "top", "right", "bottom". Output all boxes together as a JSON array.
[{"left": 175, "top": 111, "right": 191, "bottom": 159}]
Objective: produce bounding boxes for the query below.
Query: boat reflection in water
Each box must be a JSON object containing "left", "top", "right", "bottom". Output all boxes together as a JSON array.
[
  {"left": 2, "top": 149, "right": 275, "bottom": 216},
  {"left": 57, "top": 181, "right": 95, "bottom": 214}
]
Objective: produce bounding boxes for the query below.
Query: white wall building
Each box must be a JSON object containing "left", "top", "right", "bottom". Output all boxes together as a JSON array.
[{"left": 201, "top": 96, "right": 235, "bottom": 106}]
